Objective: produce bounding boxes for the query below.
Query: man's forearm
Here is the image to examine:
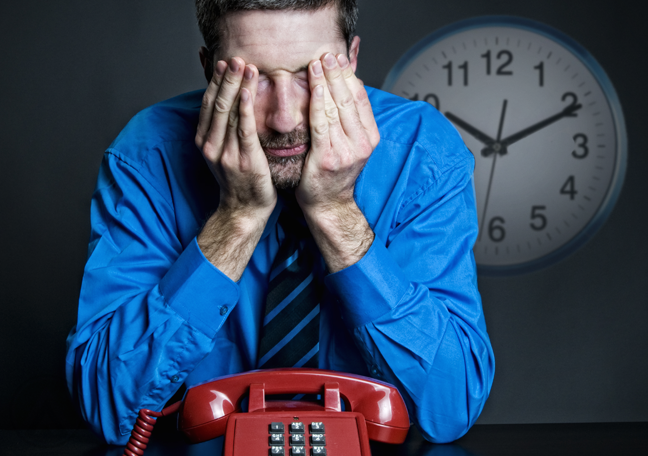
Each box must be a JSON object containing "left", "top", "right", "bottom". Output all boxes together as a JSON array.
[
  {"left": 198, "top": 208, "right": 268, "bottom": 281},
  {"left": 303, "top": 202, "right": 374, "bottom": 273}
]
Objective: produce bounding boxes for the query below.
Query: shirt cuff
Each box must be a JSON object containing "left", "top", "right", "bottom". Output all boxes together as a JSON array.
[
  {"left": 159, "top": 238, "right": 240, "bottom": 338},
  {"left": 324, "top": 236, "right": 411, "bottom": 329}
]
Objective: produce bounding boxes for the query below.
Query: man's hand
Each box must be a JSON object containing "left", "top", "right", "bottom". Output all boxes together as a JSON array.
[
  {"left": 195, "top": 57, "right": 276, "bottom": 218},
  {"left": 195, "top": 58, "right": 276, "bottom": 281},
  {"left": 297, "top": 52, "right": 380, "bottom": 273}
]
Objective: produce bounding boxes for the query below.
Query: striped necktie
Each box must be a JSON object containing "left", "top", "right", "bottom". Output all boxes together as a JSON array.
[{"left": 257, "top": 211, "right": 322, "bottom": 369}]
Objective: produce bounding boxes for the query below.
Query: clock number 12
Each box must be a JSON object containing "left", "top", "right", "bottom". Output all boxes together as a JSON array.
[{"left": 481, "top": 50, "right": 514, "bottom": 76}]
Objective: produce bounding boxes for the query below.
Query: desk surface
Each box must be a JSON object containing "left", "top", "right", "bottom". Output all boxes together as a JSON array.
[{"left": 1, "top": 423, "right": 646, "bottom": 456}]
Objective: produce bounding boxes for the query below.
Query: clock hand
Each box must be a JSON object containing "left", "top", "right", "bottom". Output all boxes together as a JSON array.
[
  {"left": 478, "top": 99, "right": 508, "bottom": 242},
  {"left": 445, "top": 112, "right": 497, "bottom": 146},
  {"left": 482, "top": 96, "right": 582, "bottom": 156}
]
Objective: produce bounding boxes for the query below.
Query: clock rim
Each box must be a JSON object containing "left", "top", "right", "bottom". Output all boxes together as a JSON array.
[{"left": 382, "top": 15, "right": 628, "bottom": 276}]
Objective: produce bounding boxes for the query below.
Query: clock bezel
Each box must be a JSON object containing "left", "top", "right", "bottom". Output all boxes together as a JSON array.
[{"left": 382, "top": 15, "right": 627, "bottom": 275}]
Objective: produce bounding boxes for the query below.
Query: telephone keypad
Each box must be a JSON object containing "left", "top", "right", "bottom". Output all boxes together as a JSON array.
[{"left": 266, "top": 420, "right": 329, "bottom": 456}]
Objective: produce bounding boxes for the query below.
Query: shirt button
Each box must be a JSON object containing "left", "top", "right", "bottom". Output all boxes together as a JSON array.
[
  {"left": 171, "top": 375, "right": 180, "bottom": 383},
  {"left": 371, "top": 366, "right": 379, "bottom": 375},
  {"left": 220, "top": 306, "right": 228, "bottom": 316}
]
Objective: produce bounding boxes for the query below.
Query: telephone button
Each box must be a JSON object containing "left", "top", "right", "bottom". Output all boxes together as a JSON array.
[
  {"left": 269, "top": 422, "right": 285, "bottom": 433},
  {"left": 290, "top": 446, "right": 305, "bottom": 455},
  {"left": 269, "top": 446, "right": 285, "bottom": 455},
  {"left": 310, "top": 434, "right": 326, "bottom": 445},
  {"left": 309, "top": 422, "right": 325, "bottom": 433},
  {"left": 290, "top": 422, "right": 305, "bottom": 433},
  {"left": 269, "top": 434, "right": 285, "bottom": 445},
  {"left": 311, "top": 447, "right": 327, "bottom": 455},
  {"left": 290, "top": 433, "right": 305, "bottom": 445}
]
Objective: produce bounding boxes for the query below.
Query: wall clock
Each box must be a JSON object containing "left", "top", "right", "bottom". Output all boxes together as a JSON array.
[{"left": 382, "top": 16, "right": 627, "bottom": 275}]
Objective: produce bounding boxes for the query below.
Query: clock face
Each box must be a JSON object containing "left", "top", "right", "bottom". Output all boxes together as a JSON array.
[{"left": 383, "top": 17, "right": 626, "bottom": 274}]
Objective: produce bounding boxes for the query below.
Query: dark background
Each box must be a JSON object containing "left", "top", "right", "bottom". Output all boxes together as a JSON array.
[{"left": 1, "top": 0, "right": 646, "bottom": 431}]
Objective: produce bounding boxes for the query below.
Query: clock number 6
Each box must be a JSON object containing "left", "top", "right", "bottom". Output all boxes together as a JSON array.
[
  {"left": 488, "top": 217, "right": 506, "bottom": 243},
  {"left": 530, "top": 206, "right": 547, "bottom": 231}
]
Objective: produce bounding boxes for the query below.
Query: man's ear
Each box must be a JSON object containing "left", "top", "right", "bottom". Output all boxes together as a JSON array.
[
  {"left": 199, "top": 46, "right": 213, "bottom": 82},
  {"left": 349, "top": 36, "right": 361, "bottom": 73}
]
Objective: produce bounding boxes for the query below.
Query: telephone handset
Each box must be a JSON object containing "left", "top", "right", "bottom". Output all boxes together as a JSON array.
[{"left": 123, "top": 368, "right": 410, "bottom": 456}]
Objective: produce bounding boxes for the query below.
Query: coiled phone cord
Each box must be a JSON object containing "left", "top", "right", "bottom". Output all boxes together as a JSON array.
[{"left": 122, "top": 401, "right": 182, "bottom": 456}]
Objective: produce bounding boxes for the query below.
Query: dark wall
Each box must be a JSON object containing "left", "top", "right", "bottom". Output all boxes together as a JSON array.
[{"left": 0, "top": 0, "right": 645, "bottom": 429}]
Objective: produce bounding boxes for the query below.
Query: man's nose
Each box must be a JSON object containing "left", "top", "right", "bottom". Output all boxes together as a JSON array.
[{"left": 264, "top": 83, "right": 306, "bottom": 134}]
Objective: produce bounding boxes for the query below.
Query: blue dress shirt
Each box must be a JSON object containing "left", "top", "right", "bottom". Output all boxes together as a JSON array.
[{"left": 65, "top": 87, "right": 494, "bottom": 445}]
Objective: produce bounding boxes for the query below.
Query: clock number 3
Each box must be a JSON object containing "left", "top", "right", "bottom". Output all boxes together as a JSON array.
[{"left": 572, "top": 133, "right": 589, "bottom": 159}]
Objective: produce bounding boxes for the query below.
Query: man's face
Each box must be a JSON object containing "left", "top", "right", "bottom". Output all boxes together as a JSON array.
[{"left": 218, "top": 7, "right": 358, "bottom": 189}]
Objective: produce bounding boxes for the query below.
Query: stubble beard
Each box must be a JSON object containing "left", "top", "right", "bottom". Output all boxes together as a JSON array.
[{"left": 258, "top": 129, "right": 310, "bottom": 190}]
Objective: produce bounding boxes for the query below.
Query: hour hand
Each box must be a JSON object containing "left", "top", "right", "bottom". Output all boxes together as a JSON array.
[{"left": 445, "top": 112, "right": 496, "bottom": 146}]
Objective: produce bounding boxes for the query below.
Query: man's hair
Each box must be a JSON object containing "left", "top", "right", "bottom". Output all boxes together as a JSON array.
[{"left": 195, "top": 0, "right": 358, "bottom": 62}]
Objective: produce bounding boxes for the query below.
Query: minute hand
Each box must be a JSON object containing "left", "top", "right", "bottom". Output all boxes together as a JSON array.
[{"left": 482, "top": 101, "right": 583, "bottom": 156}]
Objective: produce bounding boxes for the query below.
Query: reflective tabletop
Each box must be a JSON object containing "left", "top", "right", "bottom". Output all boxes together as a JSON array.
[{"left": 1, "top": 422, "right": 646, "bottom": 456}]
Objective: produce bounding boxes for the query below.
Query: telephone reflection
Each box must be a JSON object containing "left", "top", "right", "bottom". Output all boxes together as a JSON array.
[{"left": 122, "top": 368, "right": 410, "bottom": 456}]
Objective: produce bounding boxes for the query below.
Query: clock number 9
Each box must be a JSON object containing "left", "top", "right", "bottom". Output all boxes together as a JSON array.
[
  {"left": 409, "top": 93, "right": 440, "bottom": 110},
  {"left": 488, "top": 216, "right": 506, "bottom": 242},
  {"left": 572, "top": 133, "right": 589, "bottom": 159},
  {"left": 530, "top": 206, "right": 547, "bottom": 231}
]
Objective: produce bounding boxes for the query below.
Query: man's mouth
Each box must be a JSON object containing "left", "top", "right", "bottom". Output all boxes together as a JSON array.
[{"left": 264, "top": 143, "right": 309, "bottom": 158}]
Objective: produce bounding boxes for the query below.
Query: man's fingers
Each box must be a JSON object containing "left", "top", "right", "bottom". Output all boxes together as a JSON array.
[
  {"left": 320, "top": 53, "right": 363, "bottom": 140},
  {"left": 196, "top": 60, "right": 227, "bottom": 148},
  {"left": 224, "top": 65, "right": 259, "bottom": 157},
  {"left": 205, "top": 57, "right": 246, "bottom": 154},
  {"left": 308, "top": 83, "right": 330, "bottom": 152},
  {"left": 241, "top": 64, "right": 259, "bottom": 104},
  {"left": 310, "top": 59, "right": 340, "bottom": 129},
  {"left": 337, "top": 54, "right": 380, "bottom": 148},
  {"left": 235, "top": 88, "right": 262, "bottom": 157}
]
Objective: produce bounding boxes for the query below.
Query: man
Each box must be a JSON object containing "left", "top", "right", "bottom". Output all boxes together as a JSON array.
[{"left": 66, "top": 0, "right": 494, "bottom": 447}]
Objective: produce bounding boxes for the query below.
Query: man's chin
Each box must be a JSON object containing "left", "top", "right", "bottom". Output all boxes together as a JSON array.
[{"left": 265, "top": 148, "right": 308, "bottom": 190}]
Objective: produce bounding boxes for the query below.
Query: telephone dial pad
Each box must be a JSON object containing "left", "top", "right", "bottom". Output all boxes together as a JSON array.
[{"left": 268, "top": 421, "right": 327, "bottom": 455}]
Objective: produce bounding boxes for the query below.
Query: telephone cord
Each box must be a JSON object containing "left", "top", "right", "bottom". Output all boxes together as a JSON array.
[{"left": 122, "top": 401, "right": 181, "bottom": 456}]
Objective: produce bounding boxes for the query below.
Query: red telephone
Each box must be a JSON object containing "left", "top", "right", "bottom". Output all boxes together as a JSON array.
[{"left": 123, "top": 368, "right": 410, "bottom": 456}]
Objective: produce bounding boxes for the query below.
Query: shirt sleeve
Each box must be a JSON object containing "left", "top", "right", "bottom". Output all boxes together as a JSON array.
[
  {"left": 65, "top": 151, "right": 239, "bottom": 444},
  {"left": 325, "top": 156, "right": 495, "bottom": 444}
]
